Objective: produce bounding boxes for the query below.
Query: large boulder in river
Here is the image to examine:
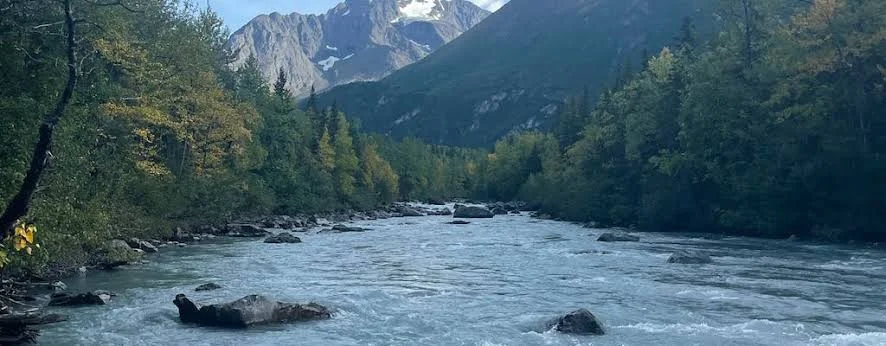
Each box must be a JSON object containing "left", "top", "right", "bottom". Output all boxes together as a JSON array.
[
  {"left": 548, "top": 309, "right": 605, "bottom": 335},
  {"left": 667, "top": 250, "right": 713, "bottom": 264},
  {"left": 453, "top": 206, "right": 494, "bottom": 219},
  {"left": 49, "top": 290, "right": 113, "bottom": 307},
  {"left": 596, "top": 232, "right": 640, "bottom": 242},
  {"left": 126, "top": 238, "right": 159, "bottom": 253},
  {"left": 264, "top": 233, "right": 302, "bottom": 244},
  {"left": 173, "top": 294, "right": 330, "bottom": 328}
]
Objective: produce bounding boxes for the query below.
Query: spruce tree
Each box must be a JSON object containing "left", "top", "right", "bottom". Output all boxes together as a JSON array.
[{"left": 273, "top": 67, "right": 289, "bottom": 99}]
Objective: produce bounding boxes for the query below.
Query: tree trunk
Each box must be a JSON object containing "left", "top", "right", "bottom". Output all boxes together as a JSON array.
[{"left": 0, "top": 0, "right": 77, "bottom": 237}]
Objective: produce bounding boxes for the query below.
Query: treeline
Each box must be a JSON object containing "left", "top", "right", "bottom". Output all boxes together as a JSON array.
[
  {"left": 0, "top": 0, "right": 481, "bottom": 273},
  {"left": 477, "top": 0, "right": 886, "bottom": 241}
]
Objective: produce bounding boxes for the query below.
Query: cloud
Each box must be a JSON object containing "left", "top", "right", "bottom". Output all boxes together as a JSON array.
[{"left": 468, "top": 0, "right": 509, "bottom": 11}]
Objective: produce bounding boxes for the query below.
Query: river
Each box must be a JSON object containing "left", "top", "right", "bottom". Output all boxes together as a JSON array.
[{"left": 39, "top": 207, "right": 886, "bottom": 345}]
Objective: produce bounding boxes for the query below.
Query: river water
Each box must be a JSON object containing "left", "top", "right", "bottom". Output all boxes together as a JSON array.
[{"left": 39, "top": 208, "right": 886, "bottom": 345}]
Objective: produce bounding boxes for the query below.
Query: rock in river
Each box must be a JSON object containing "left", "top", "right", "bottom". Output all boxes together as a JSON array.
[
  {"left": 173, "top": 294, "right": 331, "bottom": 328},
  {"left": 264, "top": 233, "right": 302, "bottom": 244},
  {"left": 195, "top": 283, "right": 223, "bottom": 292},
  {"left": 596, "top": 232, "right": 640, "bottom": 242},
  {"left": 548, "top": 309, "right": 605, "bottom": 335},
  {"left": 399, "top": 208, "right": 424, "bottom": 217},
  {"left": 331, "top": 225, "right": 370, "bottom": 233},
  {"left": 453, "top": 206, "right": 494, "bottom": 219},
  {"left": 226, "top": 224, "right": 271, "bottom": 238},
  {"left": 126, "top": 238, "right": 159, "bottom": 253},
  {"left": 667, "top": 250, "right": 713, "bottom": 264},
  {"left": 49, "top": 290, "right": 114, "bottom": 307}
]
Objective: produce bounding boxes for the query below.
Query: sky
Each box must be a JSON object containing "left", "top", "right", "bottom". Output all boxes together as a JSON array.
[{"left": 208, "top": 0, "right": 509, "bottom": 31}]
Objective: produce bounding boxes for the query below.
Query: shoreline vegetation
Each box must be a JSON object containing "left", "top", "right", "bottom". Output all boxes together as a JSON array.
[
  {"left": 0, "top": 0, "right": 882, "bottom": 284},
  {"left": 1, "top": 0, "right": 884, "bottom": 342}
]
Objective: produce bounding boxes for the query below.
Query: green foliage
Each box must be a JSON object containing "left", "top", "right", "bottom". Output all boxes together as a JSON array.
[
  {"left": 316, "top": 0, "right": 715, "bottom": 147},
  {"left": 0, "top": 0, "right": 483, "bottom": 276},
  {"left": 478, "top": 0, "right": 886, "bottom": 241}
]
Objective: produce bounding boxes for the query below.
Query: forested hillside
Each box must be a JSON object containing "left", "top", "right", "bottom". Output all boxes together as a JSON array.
[
  {"left": 0, "top": 0, "right": 482, "bottom": 274},
  {"left": 474, "top": 0, "right": 886, "bottom": 241},
  {"left": 315, "top": 0, "right": 715, "bottom": 146},
  {"left": 1, "top": 0, "right": 883, "bottom": 279}
]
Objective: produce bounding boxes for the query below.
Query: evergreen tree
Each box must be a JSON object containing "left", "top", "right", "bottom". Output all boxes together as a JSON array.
[
  {"left": 273, "top": 67, "right": 289, "bottom": 99},
  {"left": 305, "top": 85, "right": 319, "bottom": 113},
  {"left": 332, "top": 113, "right": 359, "bottom": 198}
]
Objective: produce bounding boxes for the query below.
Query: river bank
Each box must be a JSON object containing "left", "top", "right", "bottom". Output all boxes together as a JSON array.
[
  {"left": 29, "top": 209, "right": 886, "bottom": 345},
  {"left": 4, "top": 202, "right": 885, "bottom": 344},
  {"left": 0, "top": 202, "right": 463, "bottom": 342}
]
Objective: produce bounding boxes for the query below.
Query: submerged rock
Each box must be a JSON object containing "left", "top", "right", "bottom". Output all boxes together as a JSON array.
[
  {"left": 195, "top": 283, "right": 223, "bottom": 292},
  {"left": 453, "top": 206, "right": 494, "bottom": 219},
  {"left": 596, "top": 232, "right": 640, "bottom": 242},
  {"left": 226, "top": 224, "right": 271, "bottom": 238},
  {"left": 448, "top": 220, "right": 471, "bottom": 225},
  {"left": 667, "top": 250, "right": 713, "bottom": 264},
  {"left": 173, "top": 294, "right": 331, "bottom": 328},
  {"left": 548, "top": 309, "right": 605, "bottom": 335},
  {"left": 331, "top": 225, "right": 370, "bottom": 233},
  {"left": 264, "top": 233, "right": 302, "bottom": 244},
  {"left": 49, "top": 290, "right": 113, "bottom": 307}
]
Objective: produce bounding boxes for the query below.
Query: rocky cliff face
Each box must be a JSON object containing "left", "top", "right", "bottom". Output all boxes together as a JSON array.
[{"left": 227, "top": 0, "right": 489, "bottom": 98}]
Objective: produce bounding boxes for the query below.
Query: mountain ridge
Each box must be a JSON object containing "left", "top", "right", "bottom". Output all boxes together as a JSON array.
[
  {"left": 316, "top": 0, "right": 714, "bottom": 147},
  {"left": 227, "top": 0, "right": 490, "bottom": 98}
]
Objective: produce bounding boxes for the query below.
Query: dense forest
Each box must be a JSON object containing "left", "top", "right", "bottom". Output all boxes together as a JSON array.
[
  {"left": 1, "top": 0, "right": 884, "bottom": 277},
  {"left": 479, "top": 0, "right": 886, "bottom": 241},
  {"left": 0, "top": 0, "right": 483, "bottom": 274}
]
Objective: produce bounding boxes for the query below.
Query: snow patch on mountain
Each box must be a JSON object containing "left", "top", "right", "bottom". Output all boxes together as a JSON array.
[
  {"left": 395, "top": 108, "right": 422, "bottom": 124},
  {"left": 393, "top": 0, "right": 447, "bottom": 22},
  {"left": 318, "top": 56, "right": 341, "bottom": 71}
]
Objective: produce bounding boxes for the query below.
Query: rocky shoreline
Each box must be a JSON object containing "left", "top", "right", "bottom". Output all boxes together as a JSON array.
[{"left": 0, "top": 200, "right": 728, "bottom": 344}]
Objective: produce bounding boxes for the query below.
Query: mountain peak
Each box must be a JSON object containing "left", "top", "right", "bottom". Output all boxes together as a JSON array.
[
  {"left": 315, "top": 0, "right": 715, "bottom": 147},
  {"left": 393, "top": 0, "right": 448, "bottom": 22},
  {"left": 228, "top": 0, "right": 489, "bottom": 98}
]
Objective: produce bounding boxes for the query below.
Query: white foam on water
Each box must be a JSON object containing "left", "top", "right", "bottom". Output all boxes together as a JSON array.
[
  {"left": 617, "top": 319, "right": 791, "bottom": 336},
  {"left": 811, "top": 332, "right": 886, "bottom": 346}
]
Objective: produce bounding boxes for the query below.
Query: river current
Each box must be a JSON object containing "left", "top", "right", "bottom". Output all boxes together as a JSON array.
[{"left": 39, "top": 206, "right": 886, "bottom": 345}]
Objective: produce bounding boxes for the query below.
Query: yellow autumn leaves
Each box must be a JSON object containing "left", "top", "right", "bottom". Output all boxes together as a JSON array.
[
  {"left": 13, "top": 221, "right": 38, "bottom": 254},
  {"left": 0, "top": 221, "right": 39, "bottom": 268}
]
